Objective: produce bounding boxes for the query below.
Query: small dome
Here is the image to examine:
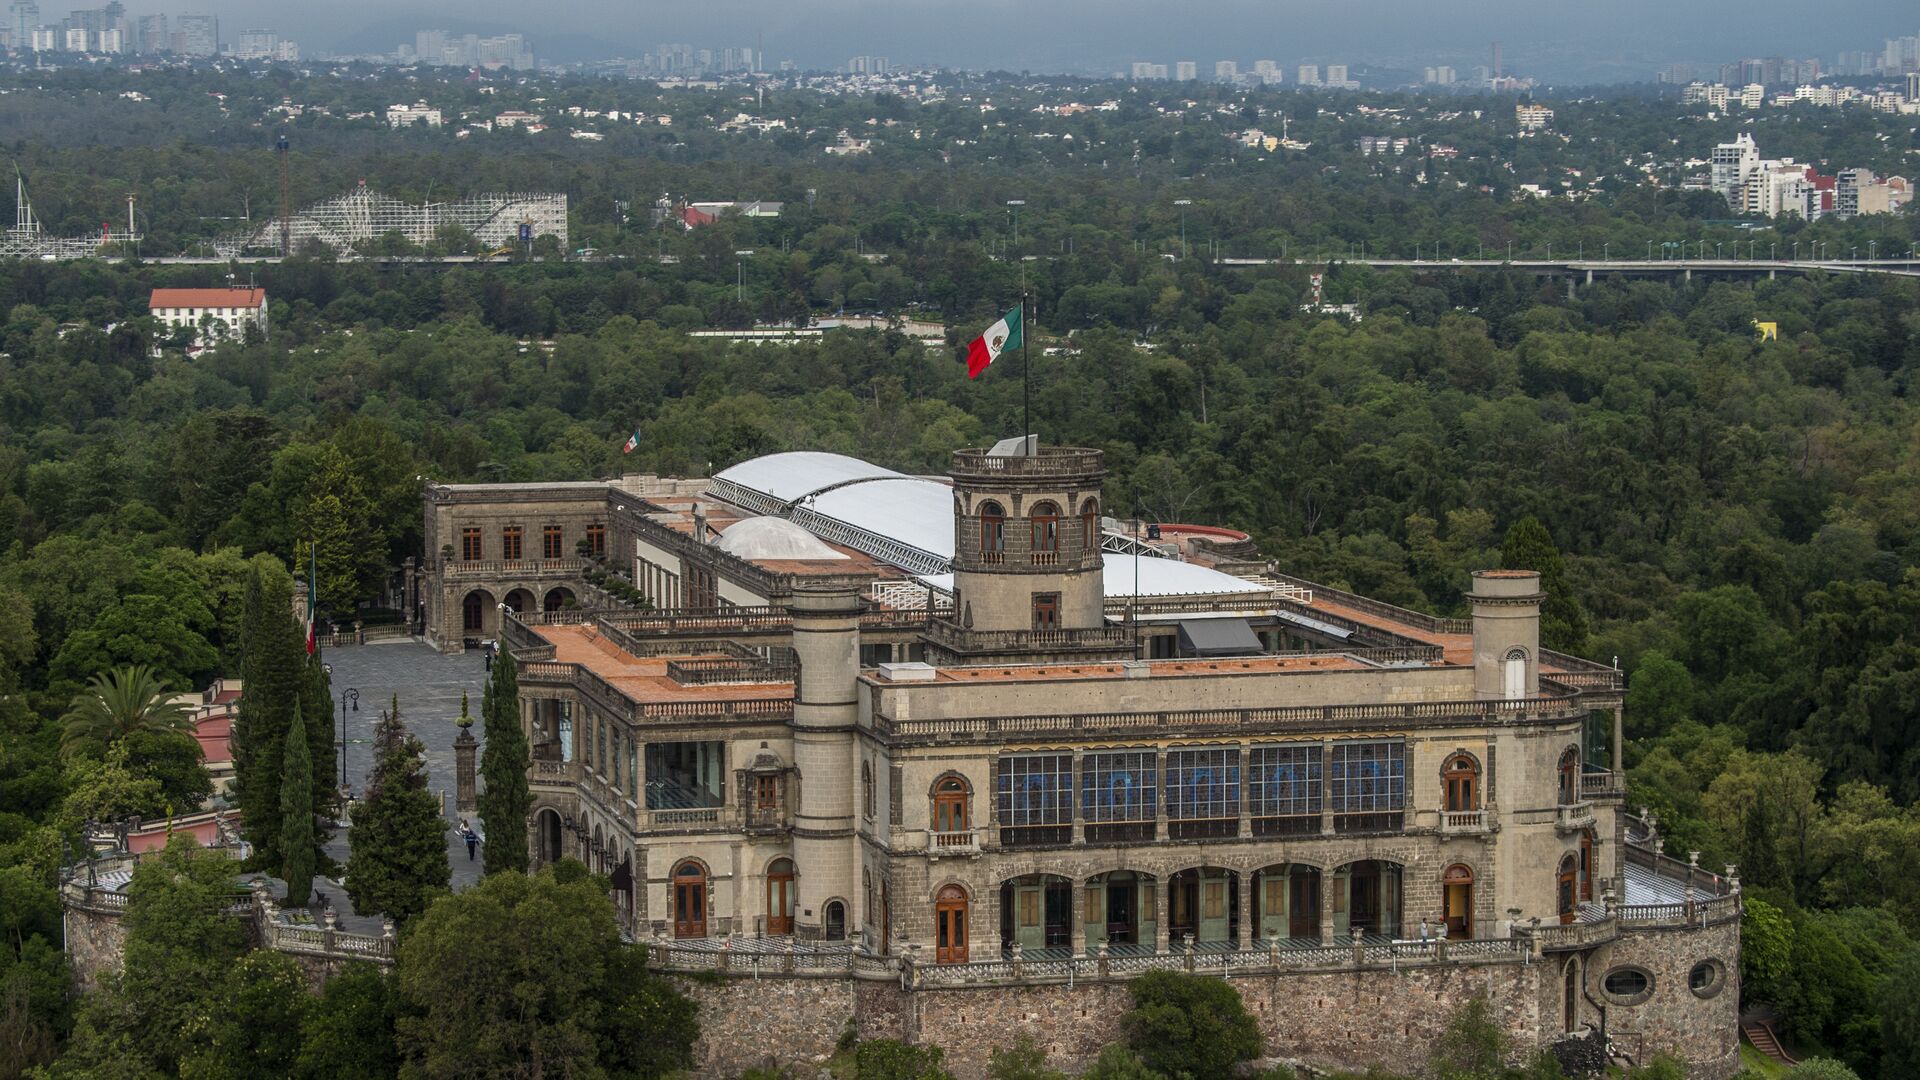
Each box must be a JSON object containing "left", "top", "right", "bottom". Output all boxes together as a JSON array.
[{"left": 713, "top": 516, "right": 848, "bottom": 561}]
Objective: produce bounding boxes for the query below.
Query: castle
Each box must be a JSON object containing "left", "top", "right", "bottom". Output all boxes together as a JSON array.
[{"left": 423, "top": 441, "right": 1741, "bottom": 1077}]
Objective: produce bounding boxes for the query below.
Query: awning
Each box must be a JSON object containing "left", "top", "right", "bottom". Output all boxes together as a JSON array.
[
  {"left": 1177, "top": 618, "right": 1264, "bottom": 657},
  {"left": 1275, "top": 609, "right": 1353, "bottom": 640}
]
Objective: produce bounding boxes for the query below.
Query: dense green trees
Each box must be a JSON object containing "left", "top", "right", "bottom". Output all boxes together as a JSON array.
[
  {"left": 279, "top": 705, "right": 316, "bottom": 907},
  {"left": 478, "top": 653, "right": 530, "bottom": 876},
  {"left": 345, "top": 698, "right": 450, "bottom": 924},
  {"left": 229, "top": 565, "right": 334, "bottom": 879},
  {"left": 55, "top": 665, "right": 191, "bottom": 760},
  {"left": 393, "top": 861, "right": 697, "bottom": 1078},
  {"left": 1120, "top": 971, "right": 1263, "bottom": 1080}
]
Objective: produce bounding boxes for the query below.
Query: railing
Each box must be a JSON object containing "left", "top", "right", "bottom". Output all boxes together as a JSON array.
[
  {"left": 443, "top": 557, "right": 590, "bottom": 580},
  {"left": 881, "top": 690, "right": 1588, "bottom": 741},
  {"left": 1108, "top": 594, "right": 1339, "bottom": 619},
  {"left": 517, "top": 659, "right": 795, "bottom": 724},
  {"left": 1522, "top": 918, "right": 1619, "bottom": 951},
  {"left": 1261, "top": 571, "right": 1473, "bottom": 636},
  {"left": 904, "top": 936, "right": 1530, "bottom": 986},
  {"left": 650, "top": 808, "right": 722, "bottom": 827},
  {"left": 665, "top": 657, "right": 795, "bottom": 685},
  {"left": 954, "top": 519, "right": 1102, "bottom": 572},
  {"left": 1439, "top": 809, "right": 1489, "bottom": 833},
  {"left": 951, "top": 447, "right": 1104, "bottom": 477},
  {"left": 531, "top": 759, "right": 578, "bottom": 784},
  {"left": 1556, "top": 802, "right": 1597, "bottom": 832},
  {"left": 1540, "top": 650, "right": 1624, "bottom": 691},
  {"left": 928, "top": 830, "right": 981, "bottom": 855},
  {"left": 1580, "top": 770, "right": 1625, "bottom": 799},
  {"left": 924, "top": 619, "right": 1134, "bottom": 653}
]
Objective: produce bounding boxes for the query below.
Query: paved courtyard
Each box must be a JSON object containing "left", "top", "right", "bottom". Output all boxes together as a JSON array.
[{"left": 299, "top": 640, "right": 494, "bottom": 932}]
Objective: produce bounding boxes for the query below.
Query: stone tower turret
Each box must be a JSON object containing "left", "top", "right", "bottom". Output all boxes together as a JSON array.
[
  {"left": 1470, "top": 570, "right": 1543, "bottom": 699},
  {"left": 787, "top": 582, "right": 863, "bottom": 937},
  {"left": 947, "top": 446, "right": 1107, "bottom": 632}
]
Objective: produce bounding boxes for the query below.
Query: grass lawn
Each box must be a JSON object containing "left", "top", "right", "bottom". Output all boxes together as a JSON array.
[{"left": 1740, "top": 1039, "right": 1790, "bottom": 1078}]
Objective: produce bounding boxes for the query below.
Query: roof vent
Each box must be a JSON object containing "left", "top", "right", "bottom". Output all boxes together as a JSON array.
[{"left": 877, "top": 661, "right": 937, "bottom": 683}]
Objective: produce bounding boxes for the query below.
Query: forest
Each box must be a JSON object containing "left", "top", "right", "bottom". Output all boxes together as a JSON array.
[{"left": 0, "top": 66, "right": 1918, "bottom": 1079}]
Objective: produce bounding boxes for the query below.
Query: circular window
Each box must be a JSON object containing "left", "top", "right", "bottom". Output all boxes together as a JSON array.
[
  {"left": 1688, "top": 959, "right": 1726, "bottom": 999},
  {"left": 1601, "top": 965, "right": 1655, "bottom": 1005}
]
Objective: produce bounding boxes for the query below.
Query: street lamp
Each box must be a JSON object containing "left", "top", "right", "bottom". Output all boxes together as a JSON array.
[{"left": 337, "top": 685, "right": 359, "bottom": 793}]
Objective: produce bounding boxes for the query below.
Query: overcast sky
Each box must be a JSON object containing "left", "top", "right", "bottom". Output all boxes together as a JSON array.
[{"left": 130, "top": 1, "right": 1917, "bottom": 79}]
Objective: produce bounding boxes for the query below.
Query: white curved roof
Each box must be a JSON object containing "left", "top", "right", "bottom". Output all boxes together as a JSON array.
[
  {"left": 713, "top": 516, "right": 848, "bottom": 561},
  {"left": 806, "top": 477, "right": 956, "bottom": 561},
  {"left": 915, "top": 553, "right": 1266, "bottom": 600},
  {"left": 711, "top": 451, "right": 905, "bottom": 505}
]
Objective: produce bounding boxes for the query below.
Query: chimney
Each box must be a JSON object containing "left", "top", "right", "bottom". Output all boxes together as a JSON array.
[{"left": 693, "top": 503, "right": 708, "bottom": 544}]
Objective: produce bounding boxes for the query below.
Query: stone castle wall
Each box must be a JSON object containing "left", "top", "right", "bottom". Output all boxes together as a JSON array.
[{"left": 62, "top": 902, "right": 130, "bottom": 993}]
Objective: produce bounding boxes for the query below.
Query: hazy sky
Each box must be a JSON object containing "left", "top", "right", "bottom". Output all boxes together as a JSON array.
[{"left": 135, "top": 1, "right": 1917, "bottom": 79}]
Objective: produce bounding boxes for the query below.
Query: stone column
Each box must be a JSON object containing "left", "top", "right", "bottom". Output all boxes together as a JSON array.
[
  {"left": 1069, "top": 876, "right": 1084, "bottom": 955},
  {"left": 455, "top": 727, "right": 478, "bottom": 814},
  {"left": 1610, "top": 706, "right": 1624, "bottom": 776},
  {"left": 1236, "top": 872, "right": 1253, "bottom": 947},
  {"left": 1153, "top": 877, "right": 1170, "bottom": 953},
  {"left": 1319, "top": 872, "right": 1337, "bottom": 944}
]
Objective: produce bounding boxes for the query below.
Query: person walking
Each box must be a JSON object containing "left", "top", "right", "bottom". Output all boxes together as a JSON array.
[{"left": 463, "top": 826, "right": 479, "bottom": 861}]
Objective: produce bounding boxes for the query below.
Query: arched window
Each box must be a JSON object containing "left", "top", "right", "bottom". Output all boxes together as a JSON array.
[
  {"left": 862, "top": 760, "right": 875, "bottom": 821},
  {"left": 1558, "top": 747, "right": 1581, "bottom": 805},
  {"left": 978, "top": 501, "right": 1006, "bottom": 563},
  {"left": 672, "top": 861, "right": 707, "bottom": 938},
  {"left": 1580, "top": 828, "right": 1595, "bottom": 901},
  {"left": 1029, "top": 500, "right": 1061, "bottom": 562},
  {"left": 1080, "top": 498, "right": 1100, "bottom": 551},
  {"left": 1442, "top": 754, "right": 1479, "bottom": 812},
  {"left": 825, "top": 900, "right": 846, "bottom": 941},
  {"left": 1557, "top": 854, "right": 1578, "bottom": 925},
  {"left": 934, "top": 884, "right": 969, "bottom": 963},
  {"left": 1503, "top": 646, "right": 1528, "bottom": 699},
  {"left": 766, "top": 858, "right": 795, "bottom": 935},
  {"left": 933, "top": 776, "right": 970, "bottom": 838}
]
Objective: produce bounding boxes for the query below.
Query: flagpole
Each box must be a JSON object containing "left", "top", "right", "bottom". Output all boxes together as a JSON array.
[{"left": 1022, "top": 290, "right": 1031, "bottom": 452}]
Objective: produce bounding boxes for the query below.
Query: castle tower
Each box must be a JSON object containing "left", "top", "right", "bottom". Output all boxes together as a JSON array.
[
  {"left": 787, "top": 582, "right": 863, "bottom": 937},
  {"left": 1470, "top": 570, "right": 1543, "bottom": 698},
  {"left": 931, "top": 446, "right": 1132, "bottom": 663}
]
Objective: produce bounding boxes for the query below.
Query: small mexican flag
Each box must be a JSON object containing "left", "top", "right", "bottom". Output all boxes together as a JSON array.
[
  {"left": 966, "top": 304, "right": 1022, "bottom": 379},
  {"left": 305, "top": 542, "right": 319, "bottom": 657},
  {"left": 622, "top": 428, "right": 642, "bottom": 455}
]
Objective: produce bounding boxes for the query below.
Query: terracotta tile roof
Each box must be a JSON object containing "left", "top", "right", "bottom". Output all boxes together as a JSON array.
[
  {"left": 927, "top": 653, "right": 1372, "bottom": 683},
  {"left": 149, "top": 287, "right": 266, "bottom": 309},
  {"left": 535, "top": 623, "right": 794, "bottom": 704}
]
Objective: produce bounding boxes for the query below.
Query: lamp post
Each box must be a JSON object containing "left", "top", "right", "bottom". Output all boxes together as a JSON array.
[
  {"left": 1174, "top": 198, "right": 1191, "bottom": 259},
  {"left": 336, "top": 683, "right": 358, "bottom": 793}
]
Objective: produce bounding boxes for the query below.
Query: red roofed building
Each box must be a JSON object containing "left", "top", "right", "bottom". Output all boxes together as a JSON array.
[{"left": 149, "top": 286, "right": 269, "bottom": 346}]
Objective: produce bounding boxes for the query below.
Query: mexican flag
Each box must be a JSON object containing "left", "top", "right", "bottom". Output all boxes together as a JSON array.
[
  {"left": 622, "top": 428, "right": 642, "bottom": 455},
  {"left": 966, "top": 304, "right": 1022, "bottom": 379},
  {"left": 305, "top": 542, "right": 318, "bottom": 656}
]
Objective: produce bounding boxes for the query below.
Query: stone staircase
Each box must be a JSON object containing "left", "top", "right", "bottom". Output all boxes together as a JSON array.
[{"left": 1743, "top": 1021, "right": 1797, "bottom": 1067}]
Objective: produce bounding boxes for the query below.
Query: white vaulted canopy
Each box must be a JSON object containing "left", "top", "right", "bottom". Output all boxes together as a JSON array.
[{"left": 713, "top": 516, "right": 848, "bottom": 560}]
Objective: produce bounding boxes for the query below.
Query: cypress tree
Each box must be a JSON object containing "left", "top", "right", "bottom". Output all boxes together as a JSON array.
[
  {"left": 281, "top": 704, "right": 315, "bottom": 906},
  {"left": 478, "top": 651, "right": 530, "bottom": 874},
  {"left": 232, "top": 564, "right": 304, "bottom": 871},
  {"left": 1500, "top": 516, "right": 1592, "bottom": 655},
  {"left": 347, "top": 697, "right": 451, "bottom": 923},
  {"left": 303, "top": 653, "right": 340, "bottom": 875}
]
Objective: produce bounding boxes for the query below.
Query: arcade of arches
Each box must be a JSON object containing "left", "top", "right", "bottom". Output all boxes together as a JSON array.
[{"left": 458, "top": 585, "right": 578, "bottom": 638}]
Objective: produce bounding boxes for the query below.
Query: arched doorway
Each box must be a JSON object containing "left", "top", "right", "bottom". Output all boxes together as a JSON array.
[
  {"left": 1168, "top": 867, "right": 1239, "bottom": 948},
  {"left": 543, "top": 586, "right": 575, "bottom": 612},
  {"left": 672, "top": 861, "right": 707, "bottom": 938},
  {"left": 462, "top": 589, "right": 494, "bottom": 636},
  {"left": 1000, "top": 874, "right": 1071, "bottom": 954},
  {"left": 1252, "top": 864, "right": 1321, "bottom": 941},
  {"left": 1335, "top": 860, "right": 1403, "bottom": 941},
  {"left": 1442, "top": 754, "right": 1478, "bottom": 811},
  {"left": 766, "top": 858, "right": 795, "bottom": 935},
  {"left": 504, "top": 588, "right": 535, "bottom": 614},
  {"left": 1443, "top": 864, "right": 1474, "bottom": 939},
  {"left": 1083, "top": 871, "right": 1156, "bottom": 953},
  {"left": 824, "top": 900, "right": 846, "bottom": 941},
  {"left": 1558, "top": 747, "right": 1581, "bottom": 804},
  {"left": 932, "top": 776, "right": 970, "bottom": 837},
  {"left": 1557, "top": 854, "right": 1579, "bottom": 925},
  {"left": 536, "top": 808, "right": 562, "bottom": 865},
  {"left": 934, "top": 884, "right": 969, "bottom": 963}
]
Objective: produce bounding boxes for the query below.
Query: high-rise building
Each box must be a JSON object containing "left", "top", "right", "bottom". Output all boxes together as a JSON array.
[
  {"left": 1424, "top": 66, "right": 1456, "bottom": 85},
  {"left": 133, "top": 13, "right": 163, "bottom": 52},
  {"left": 1326, "top": 64, "right": 1349, "bottom": 87},
  {"left": 175, "top": 13, "right": 217, "bottom": 57},
  {"left": 1909, "top": 72, "right": 1920, "bottom": 102},
  {"left": 1251, "top": 59, "right": 1278, "bottom": 83},
  {"left": 61, "top": 25, "right": 83, "bottom": 50},
  {"left": 1296, "top": 64, "right": 1319, "bottom": 86},
  {"left": 8, "top": 0, "right": 36, "bottom": 48},
  {"left": 1172, "top": 60, "right": 1195, "bottom": 81},
  {"left": 1213, "top": 60, "right": 1237, "bottom": 81},
  {"left": 415, "top": 30, "right": 447, "bottom": 65},
  {"left": 235, "top": 28, "right": 275, "bottom": 60}
]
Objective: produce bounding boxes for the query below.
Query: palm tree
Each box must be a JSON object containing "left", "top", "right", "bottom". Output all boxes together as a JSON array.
[{"left": 59, "top": 665, "right": 193, "bottom": 760}]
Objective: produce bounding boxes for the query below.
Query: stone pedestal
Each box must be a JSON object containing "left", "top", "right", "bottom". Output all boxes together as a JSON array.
[{"left": 455, "top": 728, "right": 477, "bottom": 814}]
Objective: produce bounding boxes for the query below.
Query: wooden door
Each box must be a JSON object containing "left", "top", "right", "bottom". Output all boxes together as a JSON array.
[
  {"left": 672, "top": 863, "right": 706, "bottom": 938},
  {"left": 934, "top": 885, "right": 968, "bottom": 963},
  {"left": 1198, "top": 874, "right": 1230, "bottom": 943},
  {"left": 1444, "top": 865, "right": 1474, "bottom": 939},
  {"left": 1259, "top": 874, "right": 1288, "bottom": 939},
  {"left": 1014, "top": 883, "right": 1044, "bottom": 950},
  {"left": 1289, "top": 871, "right": 1319, "bottom": 939},
  {"left": 1557, "top": 858, "right": 1578, "bottom": 925},
  {"left": 766, "top": 859, "right": 794, "bottom": 935}
]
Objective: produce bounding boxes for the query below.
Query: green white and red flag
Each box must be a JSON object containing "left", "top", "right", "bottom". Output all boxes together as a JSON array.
[
  {"left": 966, "top": 304, "right": 1022, "bottom": 379},
  {"left": 305, "top": 542, "right": 319, "bottom": 656}
]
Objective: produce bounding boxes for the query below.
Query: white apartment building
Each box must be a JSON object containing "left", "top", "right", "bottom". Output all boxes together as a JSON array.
[
  {"left": 1325, "top": 64, "right": 1351, "bottom": 88},
  {"left": 1174, "top": 60, "right": 1197, "bottom": 81},
  {"left": 1738, "top": 84, "right": 1764, "bottom": 109},
  {"left": 149, "top": 287, "right": 269, "bottom": 346},
  {"left": 387, "top": 102, "right": 444, "bottom": 128},
  {"left": 1214, "top": 60, "right": 1238, "bottom": 81},
  {"left": 1297, "top": 64, "right": 1319, "bottom": 86},
  {"left": 1251, "top": 59, "right": 1279, "bottom": 83},
  {"left": 1425, "top": 66, "right": 1456, "bottom": 85},
  {"left": 1516, "top": 103, "right": 1554, "bottom": 130}
]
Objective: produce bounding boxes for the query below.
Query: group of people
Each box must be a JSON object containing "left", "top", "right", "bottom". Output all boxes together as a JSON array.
[
  {"left": 1415, "top": 917, "right": 1452, "bottom": 942},
  {"left": 458, "top": 819, "right": 481, "bottom": 860}
]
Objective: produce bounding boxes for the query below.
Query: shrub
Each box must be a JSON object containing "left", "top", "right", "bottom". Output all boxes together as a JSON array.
[{"left": 1121, "top": 970, "right": 1262, "bottom": 1080}]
